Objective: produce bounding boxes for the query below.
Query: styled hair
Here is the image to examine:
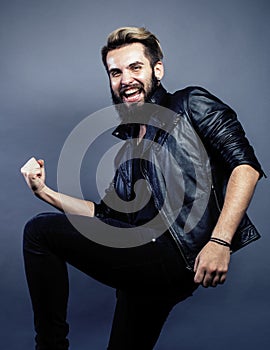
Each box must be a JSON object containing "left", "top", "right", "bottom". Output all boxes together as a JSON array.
[{"left": 101, "top": 26, "right": 163, "bottom": 70}]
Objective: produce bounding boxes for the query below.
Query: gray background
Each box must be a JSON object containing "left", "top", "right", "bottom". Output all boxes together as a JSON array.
[{"left": 0, "top": 0, "right": 269, "bottom": 349}]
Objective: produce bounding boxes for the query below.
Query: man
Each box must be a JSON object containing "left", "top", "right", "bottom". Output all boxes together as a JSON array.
[{"left": 21, "top": 27, "right": 264, "bottom": 350}]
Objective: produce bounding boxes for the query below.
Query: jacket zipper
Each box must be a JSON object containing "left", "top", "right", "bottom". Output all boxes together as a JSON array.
[
  {"left": 211, "top": 184, "right": 222, "bottom": 212},
  {"left": 139, "top": 125, "right": 193, "bottom": 271}
]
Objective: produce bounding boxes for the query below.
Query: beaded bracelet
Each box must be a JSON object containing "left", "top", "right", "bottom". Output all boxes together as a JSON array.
[{"left": 210, "top": 237, "right": 231, "bottom": 249}]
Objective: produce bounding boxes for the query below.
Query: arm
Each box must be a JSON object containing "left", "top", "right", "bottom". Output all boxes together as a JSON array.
[
  {"left": 21, "top": 158, "right": 95, "bottom": 217},
  {"left": 36, "top": 185, "right": 95, "bottom": 217},
  {"left": 194, "top": 164, "right": 260, "bottom": 287}
]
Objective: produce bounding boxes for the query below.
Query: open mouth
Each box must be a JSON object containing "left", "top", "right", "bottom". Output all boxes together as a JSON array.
[{"left": 121, "top": 87, "right": 144, "bottom": 103}]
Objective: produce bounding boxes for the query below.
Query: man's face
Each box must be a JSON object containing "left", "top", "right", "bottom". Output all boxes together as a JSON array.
[{"left": 106, "top": 43, "right": 163, "bottom": 106}]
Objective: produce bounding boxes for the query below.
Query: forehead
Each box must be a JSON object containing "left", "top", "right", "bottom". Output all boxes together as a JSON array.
[{"left": 106, "top": 42, "right": 150, "bottom": 69}]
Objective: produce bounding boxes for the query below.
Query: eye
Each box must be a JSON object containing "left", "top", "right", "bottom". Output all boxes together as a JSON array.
[
  {"left": 131, "top": 65, "right": 142, "bottom": 72},
  {"left": 110, "top": 70, "right": 121, "bottom": 78}
]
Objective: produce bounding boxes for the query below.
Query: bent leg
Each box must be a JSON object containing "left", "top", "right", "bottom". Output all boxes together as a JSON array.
[
  {"left": 23, "top": 212, "right": 131, "bottom": 349},
  {"left": 23, "top": 212, "right": 161, "bottom": 349},
  {"left": 23, "top": 212, "right": 197, "bottom": 349}
]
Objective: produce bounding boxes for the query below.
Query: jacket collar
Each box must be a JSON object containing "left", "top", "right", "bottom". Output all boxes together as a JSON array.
[{"left": 149, "top": 84, "right": 167, "bottom": 105}]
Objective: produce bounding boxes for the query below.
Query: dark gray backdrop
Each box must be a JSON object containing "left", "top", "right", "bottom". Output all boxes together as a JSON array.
[{"left": 0, "top": 0, "right": 269, "bottom": 349}]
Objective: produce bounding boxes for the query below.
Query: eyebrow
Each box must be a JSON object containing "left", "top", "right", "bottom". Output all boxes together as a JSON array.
[
  {"left": 129, "top": 61, "right": 144, "bottom": 68},
  {"left": 108, "top": 61, "right": 145, "bottom": 74}
]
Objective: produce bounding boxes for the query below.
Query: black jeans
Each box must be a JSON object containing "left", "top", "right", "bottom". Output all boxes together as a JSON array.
[{"left": 23, "top": 212, "right": 198, "bottom": 350}]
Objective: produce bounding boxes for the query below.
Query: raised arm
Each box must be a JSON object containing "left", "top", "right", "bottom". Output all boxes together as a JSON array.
[{"left": 21, "top": 157, "right": 95, "bottom": 217}]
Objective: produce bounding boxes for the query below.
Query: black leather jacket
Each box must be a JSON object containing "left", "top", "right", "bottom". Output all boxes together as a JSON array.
[{"left": 95, "top": 85, "right": 264, "bottom": 269}]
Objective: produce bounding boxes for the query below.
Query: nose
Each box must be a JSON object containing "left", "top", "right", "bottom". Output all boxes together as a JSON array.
[{"left": 120, "top": 69, "right": 133, "bottom": 86}]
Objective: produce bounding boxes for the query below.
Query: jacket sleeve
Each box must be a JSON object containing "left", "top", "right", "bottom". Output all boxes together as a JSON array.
[
  {"left": 94, "top": 180, "right": 115, "bottom": 219},
  {"left": 186, "top": 87, "right": 265, "bottom": 178}
]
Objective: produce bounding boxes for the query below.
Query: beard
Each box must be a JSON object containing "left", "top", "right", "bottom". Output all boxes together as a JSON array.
[{"left": 110, "top": 72, "right": 160, "bottom": 123}]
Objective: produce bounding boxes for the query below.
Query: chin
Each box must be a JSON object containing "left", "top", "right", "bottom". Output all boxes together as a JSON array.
[{"left": 124, "top": 99, "right": 145, "bottom": 107}]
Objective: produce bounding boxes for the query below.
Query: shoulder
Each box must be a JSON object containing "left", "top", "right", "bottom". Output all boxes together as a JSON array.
[
  {"left": 171, "top": 86, "right": 229, "bottom": 106},
  {"left": 165, "top": 86, "right": 228, "bottom": 114},
  {"left": 175, "top": 87, "right": 236, "bottom": 124}
]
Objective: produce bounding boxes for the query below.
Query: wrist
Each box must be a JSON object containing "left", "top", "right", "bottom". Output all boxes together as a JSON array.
[
  {"left": 34, "top": 184, "right": 48, "bottom": 197},
  {"left": 209, "top": 237, "right": 231, "bottom": 249},
  {"left": 211, "top": 229, "right": 233, "bottom": 245}
]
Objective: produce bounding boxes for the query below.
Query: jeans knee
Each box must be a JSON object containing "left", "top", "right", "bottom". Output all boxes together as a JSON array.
[{"left": 23, "top": 213, "right": 52, "bottom": 253}]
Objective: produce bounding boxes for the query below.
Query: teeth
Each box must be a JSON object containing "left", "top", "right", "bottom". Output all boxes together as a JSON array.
[{"left": 125, "top": 88, "right": 139, "bottom": 96}]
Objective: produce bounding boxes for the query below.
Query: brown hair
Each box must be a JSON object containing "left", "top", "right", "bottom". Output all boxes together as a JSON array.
[{"left": 101, "top": 26, "right": 163, "bottom": 71}]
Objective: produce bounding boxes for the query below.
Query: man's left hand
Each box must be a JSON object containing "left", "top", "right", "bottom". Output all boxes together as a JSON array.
[{"left": 193, "top": 242, "right": 231, "bottom": 287}]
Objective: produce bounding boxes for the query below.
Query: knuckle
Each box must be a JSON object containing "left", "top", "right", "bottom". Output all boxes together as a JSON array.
[
  {"left": 200, "top": 262, "right": 208, "bottom": 270},
  {"left": 218, "top": 266, "right": 228, "bottom": 274},
  {"left": 208, "top": 265, "right": 217, "bottom": 274}
]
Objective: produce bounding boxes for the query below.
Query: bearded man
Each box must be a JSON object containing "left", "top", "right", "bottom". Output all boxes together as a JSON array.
[{"left": 21, "top": 27, "right": 264, "bottom": 350}]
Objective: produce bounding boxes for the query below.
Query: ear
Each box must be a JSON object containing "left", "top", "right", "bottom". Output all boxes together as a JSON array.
[{"left": 153, "top": 61, "right": 164, "bottom": 81}]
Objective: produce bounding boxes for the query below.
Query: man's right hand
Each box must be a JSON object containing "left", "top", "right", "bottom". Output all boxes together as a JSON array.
[{"left": 20, "top": 157, "right": 46, "bottom": 194}]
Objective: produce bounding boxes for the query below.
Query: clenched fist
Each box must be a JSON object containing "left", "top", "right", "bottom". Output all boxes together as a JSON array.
[{"left": 20, "top": 157, "right": 46, "bottom": 194}]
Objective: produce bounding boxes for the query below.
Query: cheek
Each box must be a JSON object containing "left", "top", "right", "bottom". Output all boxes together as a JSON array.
[
  {"left": 141, "top": 72, "right": 152, "bottom": 87},
  {"left": 110, "top": 79, "right": 120, "bottom": 91},
  {"left": 143, "top": 76, "right": 152, "bottom": 90}
]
